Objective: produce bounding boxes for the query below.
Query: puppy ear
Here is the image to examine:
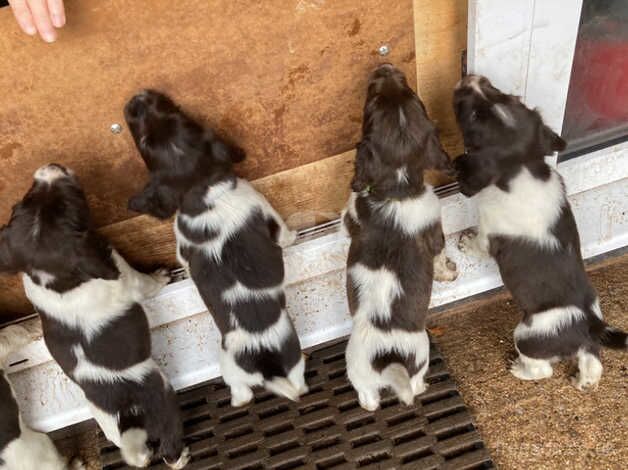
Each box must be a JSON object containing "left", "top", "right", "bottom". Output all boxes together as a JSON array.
[
  {"left": 0, "top": 227, "right": 18, "bottom": 273},
  {"left": 351, "top": 142, "right": 374, "bottom": 193},
  {"left": 539, "top": 123, "right": 566, "bottom": 155},
  {"left": 128, "top": 179, "right": 179, "bottom": 219},
  {"left": 454, "top": 151, "right": 499, "bottom": 197},
  {"left": 75, "top": 234, "right": 120, "bottom": 281},
  {"left": 424, "top": 131, "right": 455, "bottom": 176},
  {"left": 208, "top": 134, "right": 246, "bottom": 165}
]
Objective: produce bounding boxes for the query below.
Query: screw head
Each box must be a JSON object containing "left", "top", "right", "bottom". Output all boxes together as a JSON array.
[
  {"left": 110, "top": 123, "right": 123, "bottom": 134},
  {"left": 378, "top": 44, "right": 390, "bottom": 56}
]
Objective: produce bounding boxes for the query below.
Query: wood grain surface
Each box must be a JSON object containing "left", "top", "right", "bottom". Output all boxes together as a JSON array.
[
  {"left": 0, "top": 0, "right": 416, "bottom": 228},
  {"left": 0, "top": 0, "right": 468, "bottom": 317}
]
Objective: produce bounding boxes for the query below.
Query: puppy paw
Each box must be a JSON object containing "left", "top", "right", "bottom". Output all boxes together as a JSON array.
[
  {"left": 357, "top": 390, "right": 380, "bottom": 412},
  {"left": 151, "top": 268, "right": 171, "bottom": 289},
  {"left": 509, "top": 358, "right": 553, "bottom": 381},
  {"left": 230, "top": 386, "right": 254, "bottom": 407},
  {"left": 68, "top": 457, "right": 87, "bottom": 470},
  {"left": 411, "top": 378, "right": 428, "bottom": 396},
  {"left": 278, "top": 229, "right": 297, "bottom": 248},
  {"left": 124, "top": 449, "right": 152, "bottom": 468},
  {"left": 165, "top": 447, "right": 191, "bottom": 470},
  {"left": 571, "top": 374, "right": 600, "bottom": 392},
  {"left": 434, "top": 256, "right": 458, "bottom": 282}
]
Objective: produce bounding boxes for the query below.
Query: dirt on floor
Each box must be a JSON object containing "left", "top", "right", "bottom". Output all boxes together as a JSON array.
[{"left": 430, "top": 254, "right": 628, "bottom": 470}]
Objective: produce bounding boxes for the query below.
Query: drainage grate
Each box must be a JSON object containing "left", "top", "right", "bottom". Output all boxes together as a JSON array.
[{"left": 99, "top": 339, "right": 494, "bottom": 469}]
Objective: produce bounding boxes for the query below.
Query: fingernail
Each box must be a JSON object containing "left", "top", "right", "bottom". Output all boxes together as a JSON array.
[
  {"left": 42, "top": 31, "right": 57, "bottom": 43},
  {"left": 52, "top": 14, "right": 65, "bottom": 28},
  {"left": 24, "top": 25, "right": 37, "bottom": 35}
]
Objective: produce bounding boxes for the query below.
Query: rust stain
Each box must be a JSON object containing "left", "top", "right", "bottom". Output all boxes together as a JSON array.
[
  {"left": 0, "top": 142, "right": 22, "bottom": 160},
  {"left": 348, "top": 18, "right": 361, "bottom": 36}
]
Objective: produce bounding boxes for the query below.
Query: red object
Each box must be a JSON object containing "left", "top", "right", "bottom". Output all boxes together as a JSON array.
[{"left": 573, "top": 38, "right": 628, "bottom": 121}]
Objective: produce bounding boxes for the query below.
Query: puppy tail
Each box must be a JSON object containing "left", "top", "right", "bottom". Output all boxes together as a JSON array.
[
  {"left": 265, "top": 377, "right": 301, "bottom": 402},
  {"left": 381, "top": 363, "right": 414, "bottom": 406},
  {"left": 590, "top": 317, "right": 628, "bottom": 350}
]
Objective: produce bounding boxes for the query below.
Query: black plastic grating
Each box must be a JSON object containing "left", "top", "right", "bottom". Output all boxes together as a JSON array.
[{"left": 97, "top": 339, "right": 494, "bottom": 469}]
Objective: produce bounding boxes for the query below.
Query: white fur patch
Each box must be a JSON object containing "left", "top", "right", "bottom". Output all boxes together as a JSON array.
[
  {"left": 23, "top": 251, "right": 157, "bottom": 341},
  {"left": 224, "top": 311, "right": 293, "bottom": 354},
  {"left": 71, "top": 345, "right": 156, "bottom": 384},
  {"left": 590, "top": 298, "right": 603, "bottom": 319},
  {"left": 514, "top": 306, "right": 584, "bottom": 340},
  {"left": 33, "top": 165, "right": 66, "bottom": 184},
  {"left": 573, "top": 348, "right": 603, "bottom": 390},
  {"left": 120, "top": 428, "right": 151, "bottom": 468},
  {"left": 346, "top": 317, "right": 429, "bottom": 410},
  {"left": 219, "top": 347, "right": 261, "bottom": 407},
  {"left": 0, "top": 417, "right": 68, "bottom": 470},
  {"left": 475, "top": 167, "right": 566, "bottom": 249},
  {"left": 221, "top": 281, "right": 283, "bottom": 305},
  {"left": 373, "top": 185, "right": 441, "bottom": 235},
  {"left": 87, "top": 402, "right": 121, "bottom": 446},
  {"left": 510, "top": 352, "right": 554, "bottom": 380},
  {"left": 175, "top": 178, "right": 291, "bottom": 262},
  {"left": 348, "top": 263, "right": 403, "bottom": 322}
]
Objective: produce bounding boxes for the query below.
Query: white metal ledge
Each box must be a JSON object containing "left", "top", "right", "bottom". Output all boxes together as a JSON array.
[{"left": 5, "top": 143, "right": 628, "bottom": 432}]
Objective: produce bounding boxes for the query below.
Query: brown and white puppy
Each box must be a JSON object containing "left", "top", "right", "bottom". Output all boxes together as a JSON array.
[
  {"left": 453, "top": 74, "right": 627, "bottom": 389},
  {"left": 343, "top": 64, "right": 458, "bottom": 411},
  {"left": 0, "top": 165, "right": 189, "bottom": 468},
  {"left": 124, "top": 91, "right": 307, "bottom": 407},
  {"left": 0, "top": 321, "right": 84, "bottom": 470}
]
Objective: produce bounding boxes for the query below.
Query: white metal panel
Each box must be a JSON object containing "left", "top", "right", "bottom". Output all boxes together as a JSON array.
[{"left": 468, "top": 0, "right": 583, "bottom": 132}]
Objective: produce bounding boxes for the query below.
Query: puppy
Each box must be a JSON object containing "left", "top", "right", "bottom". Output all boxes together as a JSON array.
[
  {"left": 0, "top": 165, "right": 189, "bottom": 468},
  {"left": 453, "top": 74, "right": 627, "bottom": 389},
  {"left": 343, "top": 64, "right": 458, "bottom": 411},
  {"left": 124, "top": 90, "right": 307, "bottom": 406},
  {"left": 1, "top": 321, "right": 84, "bottom": 470}
]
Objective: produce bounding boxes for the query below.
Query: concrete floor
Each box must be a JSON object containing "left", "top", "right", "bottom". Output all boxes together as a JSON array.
[
  {"left": 430, "top": 253, "right": 628, "bottom": 470},
  {"left": 59, "top": 253, "right": 627, "bottom": 469}
]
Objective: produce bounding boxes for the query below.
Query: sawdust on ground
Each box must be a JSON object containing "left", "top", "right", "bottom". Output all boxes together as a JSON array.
[{"left": 430, "top": 254, "right": 628, "bottom": 470}]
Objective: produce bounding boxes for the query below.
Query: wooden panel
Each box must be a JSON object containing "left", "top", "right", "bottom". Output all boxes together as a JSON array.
[
  {"left": 0, "top": 149, "right": 356, "bottom": 315},
  {"left": 413, "top": 0, "right": 468, "bottom": 157},
  {"left": 0, "top": 0, "right": 469, "bottom": 317},
  {"left": 0, "top": 0, "right": 416, "bottom": 228}
]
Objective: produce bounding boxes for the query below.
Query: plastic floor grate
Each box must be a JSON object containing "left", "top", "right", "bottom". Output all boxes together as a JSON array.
[{"left": 98, "top": 339, "right": 494, "bottom": 469}]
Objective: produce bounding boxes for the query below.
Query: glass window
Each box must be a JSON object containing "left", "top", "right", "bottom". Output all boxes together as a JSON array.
[{"left": 561, "top": 0, "right": 628, "bottom": 159}]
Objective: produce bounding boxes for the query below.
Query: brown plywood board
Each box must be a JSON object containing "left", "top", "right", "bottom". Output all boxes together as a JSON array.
[
  {"left": 414, "top": 0, "right": 468, "bottom": 158},
  {"left": 0, "top": 149, "right": 356, "bottom": 316},
  {"left": 0, "top": 0, "right": 470, "bottom": 317},
  {"left": 0, "top": 0, "right": 416, "bottom": 229}
]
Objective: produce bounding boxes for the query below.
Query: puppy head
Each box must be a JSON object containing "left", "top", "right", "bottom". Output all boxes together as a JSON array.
[
  {"left": 453, "top": 74, "right": 566, "bottom": 196},
  {"left": 125, "top": 90, "right": 246, "bottom": 219},
  {"left": 0, "top": 164, "right": 117, "bottom": 281},
  {"left": 352, "top": 64, "right": 452, "bottom": 197}
]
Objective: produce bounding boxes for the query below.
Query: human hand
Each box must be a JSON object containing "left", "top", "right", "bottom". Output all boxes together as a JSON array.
[{"left": 8, "top": 0, "right": 65, "bottom": 43}]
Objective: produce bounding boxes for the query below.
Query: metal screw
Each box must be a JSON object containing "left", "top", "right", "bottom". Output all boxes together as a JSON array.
[
  {"left": 378, "top": 44, "right": 390, "bottom": 56},
  {"left": 110, "top": 123, "right": 123, "bottom": 134}
]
